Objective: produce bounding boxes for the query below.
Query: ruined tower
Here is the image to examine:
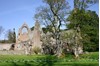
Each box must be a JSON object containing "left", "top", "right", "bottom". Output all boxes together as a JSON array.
[{"left": 32, "top": 20, "right": 42, "bottom": 51}]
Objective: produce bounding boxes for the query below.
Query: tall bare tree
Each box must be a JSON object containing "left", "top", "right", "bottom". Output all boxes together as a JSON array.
[
  {"left": 0, "top": 26, "right": 4, "bottom": 36},
  {"left": 34, "top": 0, "right": 70, "bottom": 56}
]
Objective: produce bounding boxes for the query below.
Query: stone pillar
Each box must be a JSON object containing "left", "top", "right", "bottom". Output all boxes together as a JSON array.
[{"left": 32, "top": 21, "right": 42, "bottom": 54}]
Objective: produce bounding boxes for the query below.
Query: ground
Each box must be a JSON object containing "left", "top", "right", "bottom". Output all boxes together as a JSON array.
[{"left": 0, "top": 52, "right": 99, "bottom": 66}]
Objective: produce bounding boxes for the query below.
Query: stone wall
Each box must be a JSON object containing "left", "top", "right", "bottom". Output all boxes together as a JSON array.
[
  {"left": 0, "top": 43, "right": 13, "bottom": 50},
  {"left": 0, "top": 50, "right": 25, "bottom": 55}
]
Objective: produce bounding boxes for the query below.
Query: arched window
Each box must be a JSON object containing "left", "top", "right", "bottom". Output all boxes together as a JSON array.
[{"left": 22, "top": 27, "right": 28, "bottom": 34}]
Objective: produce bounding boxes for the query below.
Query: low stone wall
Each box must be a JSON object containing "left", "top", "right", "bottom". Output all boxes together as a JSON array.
[
  {"left": 0, "top": 43, "right": 14, "bottom": 50},
  {"left": 0, "top": 50, "right": 25, "bottom": 55},
  {"left": 0, "top": 43, "right": 25, "bottom": 55}
]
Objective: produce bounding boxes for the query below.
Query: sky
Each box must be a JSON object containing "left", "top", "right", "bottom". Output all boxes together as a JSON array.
[{"left": 0, "top": 0, "right": 99, "bottom": 40}]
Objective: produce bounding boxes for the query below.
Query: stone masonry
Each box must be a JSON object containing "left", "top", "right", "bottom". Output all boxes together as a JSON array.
[{"left": 15, "top": 21, "right": 42, "bottom": 54}]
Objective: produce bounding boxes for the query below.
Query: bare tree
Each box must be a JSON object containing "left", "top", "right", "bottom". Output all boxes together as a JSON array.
[
  {"left": 0, "top": 26, "right": 4, "bottom": 36},
  {"left": 34, "top": 0, "right": 70, "bottom": 56}
]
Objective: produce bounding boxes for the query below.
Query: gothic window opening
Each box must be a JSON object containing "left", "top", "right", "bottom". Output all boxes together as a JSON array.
[{"left": 22, "top": 27, "right": 28, "bottom": 34}]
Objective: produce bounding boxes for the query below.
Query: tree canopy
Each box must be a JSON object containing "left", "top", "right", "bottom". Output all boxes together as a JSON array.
[
  {"left": 7, "top": 28, "right": 16, "bottom": 43},
  {"left": 74, "top": 0, "right": 98, "bottom": 10},
  {"left": 67, "top": 9, "right": 99, "bottom": 51}
]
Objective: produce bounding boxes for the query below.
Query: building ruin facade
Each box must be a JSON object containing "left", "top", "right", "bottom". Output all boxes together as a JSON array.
[{"left": 14, "top": 21, "right": 42, "bottom": 54}]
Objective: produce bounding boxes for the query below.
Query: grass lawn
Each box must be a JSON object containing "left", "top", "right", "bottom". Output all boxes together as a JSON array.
[{"left": 0, "top": 52, "right": 99, "bottom": 66}]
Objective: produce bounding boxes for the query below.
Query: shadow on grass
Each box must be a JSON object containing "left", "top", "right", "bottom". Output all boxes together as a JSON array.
[
  {"left": 35, "top": 55, "right": 58, "bottom": 66},
  {"left": 0, "top": 53, "right": 98, "bottom": 66},
  {"left": 11, "top": 55, "right": 58, "bottom": 66}
]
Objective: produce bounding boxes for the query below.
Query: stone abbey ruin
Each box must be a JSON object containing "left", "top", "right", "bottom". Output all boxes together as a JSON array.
[
  {"left": 0, "top": 21, "right": 43, "bottom": 55},
  {"left": 15, "top": 21, "right": 42, "bottom": 54},
  {"left": 0, "top": 20, "right": 83, "bottom": 57}
]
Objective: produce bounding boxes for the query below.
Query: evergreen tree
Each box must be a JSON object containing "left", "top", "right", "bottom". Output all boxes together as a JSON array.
[
  {"left": 7, "top": 28, "right": 16, "bottom": 43},
  {"left": 67, "top": 9, "right": 99, "bottom": 51}
]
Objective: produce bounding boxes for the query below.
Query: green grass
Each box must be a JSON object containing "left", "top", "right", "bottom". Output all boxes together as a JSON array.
[
  {"left": 0, "top": 52, "right": 99, "bottom": 66},
  {"left": 80, "top": 52, "right": 99, "bottom": 59}
]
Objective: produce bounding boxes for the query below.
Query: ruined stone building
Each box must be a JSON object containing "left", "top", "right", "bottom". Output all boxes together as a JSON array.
[
  {"left": 0, "top": 21, "right": 83, "bottom": 56},
  {"left": 15, "top": 21, "right": 42, "bottom": 53},
  {"left": 0, "top": 21, "right": 44, "bottom": 55}
]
